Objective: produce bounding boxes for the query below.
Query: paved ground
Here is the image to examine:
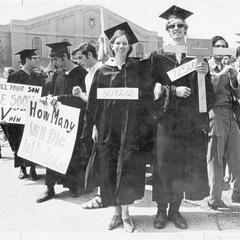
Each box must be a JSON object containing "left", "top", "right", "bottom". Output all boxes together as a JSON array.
[{"left": 1, "top": 145, "right": 240, "bottom": 240}]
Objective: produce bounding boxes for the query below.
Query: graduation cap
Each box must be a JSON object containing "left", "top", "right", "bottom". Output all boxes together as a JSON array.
[
  {"left": 104, "top": 22, "right": 138, "bottom": 45},
  {"left": 46, "top": 41, "right": 72, "bottom": 57},
  {"left": 15, "top": 49, "right": 37, "bottom": 62},
  {"left": 159, "top": 5, "right": 193, "bottom": 20}
]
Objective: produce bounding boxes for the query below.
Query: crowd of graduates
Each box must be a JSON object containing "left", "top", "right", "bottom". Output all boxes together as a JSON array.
[{"left": 2, "top": 5, "right": 240, "bottom": 233}]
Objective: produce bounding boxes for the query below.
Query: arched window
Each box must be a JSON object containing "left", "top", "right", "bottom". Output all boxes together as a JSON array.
[
  {"left": 32, "top": 37, "right": 42, "bottom": 56},
  {"left": 136, "top": 43, "right": 144, "bottom": 59}
]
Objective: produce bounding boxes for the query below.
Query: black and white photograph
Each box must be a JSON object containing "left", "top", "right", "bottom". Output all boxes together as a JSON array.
[{"left": 1, "top": 0, "right": 240, "bottom": 239}]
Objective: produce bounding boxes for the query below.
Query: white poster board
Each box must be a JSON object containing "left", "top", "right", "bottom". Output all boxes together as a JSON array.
[
  {"left": 0, "top": 82, "right": 42, "bottom": 124},
  {"left": 18, "top": 100, "right": 80, "bottom": 174}
]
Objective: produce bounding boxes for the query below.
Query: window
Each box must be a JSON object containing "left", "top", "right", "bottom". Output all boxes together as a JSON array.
[
  {"left": 32, "top": 37, "right": 42, "bottom": 56},
  {"left": 89, "top": 17, "right": 95, "bottom": 28},
  {"left": 136, "top": 43, "right": 144, "bottom": 59}
]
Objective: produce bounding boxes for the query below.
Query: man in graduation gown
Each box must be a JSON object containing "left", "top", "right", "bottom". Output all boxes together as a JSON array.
[
  {"left": 149, "top": 6, "right": 215, "bottom": 229},
  {"left": 7, "top": 49, "right": 44, "bottom": 180},
  {"left": 36, "top": 41, "right": 88, "bottom": 203}
]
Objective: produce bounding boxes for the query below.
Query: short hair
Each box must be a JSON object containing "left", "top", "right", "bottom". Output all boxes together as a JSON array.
[
  {"left": 109, "top": 30, "right": 133, "bottom": 57},
  {"left": 236, "top": 46, "right": 240, "bottom": 58},
  {"left": 72, "top": 42, "right": 97, "bottom": 59},
  {"left": 211, "top": 35, "right": 229, "bottom": 48}
]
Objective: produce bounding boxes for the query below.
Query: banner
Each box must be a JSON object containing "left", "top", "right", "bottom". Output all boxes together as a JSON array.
[
  {"left": 0, "top": 82, "right": 42, "bottom": 124},
  {"left": 18, "top": 100, "right": 80, "bottom": 174}
]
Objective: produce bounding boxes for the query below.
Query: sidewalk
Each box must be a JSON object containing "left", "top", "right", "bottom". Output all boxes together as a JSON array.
[{"left": 0, "top": 146, "right": 240, "bottom": 240}]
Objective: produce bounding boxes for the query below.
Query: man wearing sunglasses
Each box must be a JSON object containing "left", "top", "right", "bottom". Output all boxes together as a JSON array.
[{"left": 148, "top": 6, "right": 215, "bottom": 230}]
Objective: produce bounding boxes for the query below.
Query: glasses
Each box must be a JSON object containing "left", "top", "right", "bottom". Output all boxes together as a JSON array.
[
  {"left": 214, "top": 45, "right": 227, "bottom": 48},
  {"left": 167, "top": 23, "right": 185, "bottom": 29}
]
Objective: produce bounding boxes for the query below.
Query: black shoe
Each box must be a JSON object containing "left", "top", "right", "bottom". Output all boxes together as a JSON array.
[
  {"left": 153, "top": 210, "right": 168, "bottom": 229},
  {"left": 232, "top": 190, "right": 240, "bottom": 203},
  {"left": 29, "top": 167, "right": 38, "bottom": 181},
  {"left": 18, "top": 167, "right": 29, "bottom": 179},
  {"left": 36, "top": 188, "right": 55, "bottom": 203},
  {"left": 168, "top": 211, "right": 188, "bottom": 229},
  {"left": 207, "top": 201, "right": 230, "bottom": 210},
  {"left": 69, "top": 187, "right": 78, "bottom": 198}
]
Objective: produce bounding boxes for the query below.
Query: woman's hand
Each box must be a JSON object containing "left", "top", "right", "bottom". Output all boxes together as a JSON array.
[
  {"left": 176, "top": 86, "right": 191, "bottom": 98},
  {"left": 92, "top": 125, "right": 98, "bottom": 143},
  {"left": 154, "top": 83, "right": 163, "bottom": 100}
]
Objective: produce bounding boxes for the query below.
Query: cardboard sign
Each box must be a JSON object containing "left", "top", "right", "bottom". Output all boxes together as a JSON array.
[
  {"left": 167, "top": 59, "right": 198, "bottom": 82},
  {"left": 18, "top": 100, "right": 80, "bottom": 174},
  {"left": 0, "top": 82, "right": 42, "bottom": 124},
  {"left": 186, "top": 38, "right": 213, "bottom": 57},
  {"left": 97, "top": 88, "right": 139, "bottom": 100}
]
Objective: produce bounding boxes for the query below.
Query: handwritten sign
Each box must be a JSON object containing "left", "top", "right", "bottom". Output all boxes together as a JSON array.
[
  {"left": 97, "top": 88, "right": 139, "bottom": 100},
  {"left": 0, "top": 82, "right": 42, "bottom": 124},
  {"left": 18, "top": 100, "right": 80, "bottom": 174},
  {"left": 167, "top": 59, "right": 198, "bottom": 82}
]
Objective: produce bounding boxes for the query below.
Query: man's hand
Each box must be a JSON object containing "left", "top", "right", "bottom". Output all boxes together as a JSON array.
[
  {"left": 196, "top": 61, "right": 209, "bottom": 76},
  {"left": 72, "top": 86, "right": 83, "bottom": 98},
  {"left": 176, "top": 86, "right": 191, "bottom": 98}
]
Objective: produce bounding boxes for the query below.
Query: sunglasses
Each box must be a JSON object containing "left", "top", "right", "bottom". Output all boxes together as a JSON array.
[{"left": 167, "top": 23, "right": 185, "bottom": 29}]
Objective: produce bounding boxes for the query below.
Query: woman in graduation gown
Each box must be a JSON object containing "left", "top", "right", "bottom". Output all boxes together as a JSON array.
[
  {"left": 150, "top": 6, "right": 215, "bottom": 229},
  {"left": 82, "top": 22, "right": 147, "bottom": 233}
]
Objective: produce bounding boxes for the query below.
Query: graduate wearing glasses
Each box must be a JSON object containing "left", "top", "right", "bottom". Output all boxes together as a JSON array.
[
  {"left": 149, "top": 6, "right": 215, "bottom": 229},
  {"left": 7, "top": 49, "right": 44, "bottom": 181}
]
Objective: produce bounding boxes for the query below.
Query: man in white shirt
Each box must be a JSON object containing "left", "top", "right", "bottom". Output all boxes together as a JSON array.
[
  {"left": 72, "top": 42, "right": 103, "bottom": 209},
  {"left": 72, "top": 42, "right": 103, "bottom": 102}
]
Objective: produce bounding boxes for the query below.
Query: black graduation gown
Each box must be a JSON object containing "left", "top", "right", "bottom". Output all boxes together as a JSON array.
[
  {"left": 149, "top": 52, "right": 215, "bottom": 202},
  {"left": 45, "top": 65, "right": 88, "bottom": 188},
  {"left": 82, "top": 58, "right": 147, "bottom": 207},
  {"left": 6, "top": 70, "right": 44, "bottom": 168}
]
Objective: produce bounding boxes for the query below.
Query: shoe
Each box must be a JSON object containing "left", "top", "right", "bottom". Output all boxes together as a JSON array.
[
  {"left": 29, "top": 167, "right": 38, "bottom": 181},
  {"left": 232, "top": 190, "right": 240, "bottom": 203},
  {"left": 81, "top": 195, "right": 102, "bottom": 209},
  {"left": 18, "top": 167, "right": 29, "bottom": 179},
  {"left": 69, "top": 187, "right": 78, "bottom": 198},
  {"left": 36, "top": 188, "right": 55, "bottom": 203},
  {"left": 123, "top": 218, "right": 134, "bottom": 233},
  {"left": 168, "top": 211, "right": 188, "bottom": 229},
  {"left": 108, "top": 215, "right": 123, "bottom": 230},
  {"left": 153, "top": 210, "right": 168, "bottom": 229},
  {"left": 207, "top": 201, "right": 230, "bottom": 210}
]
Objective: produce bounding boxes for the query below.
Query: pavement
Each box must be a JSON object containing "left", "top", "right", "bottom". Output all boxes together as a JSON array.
[{"left": 1, "top": 145, "right": 240, "bottom": 240}]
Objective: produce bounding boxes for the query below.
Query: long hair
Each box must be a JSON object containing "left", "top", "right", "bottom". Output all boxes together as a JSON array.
[{"left": 109, "top": 30, "right": 133, "bottom": 57}]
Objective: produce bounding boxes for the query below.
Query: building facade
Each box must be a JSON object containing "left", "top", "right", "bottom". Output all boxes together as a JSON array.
[{"left": 0, "top": 5, "right": 163, "bottom": 70}]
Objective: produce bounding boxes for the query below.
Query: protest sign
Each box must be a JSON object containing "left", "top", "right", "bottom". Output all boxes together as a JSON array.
[
  {"left": 18, "top": 100, "right": 80, "bottom": 174},
  {"left": 0, "top": 82, "right": 42, "bottom": 124}
]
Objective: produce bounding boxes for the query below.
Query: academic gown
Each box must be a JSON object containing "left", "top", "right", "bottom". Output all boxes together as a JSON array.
[
  {"left": 82, "top": 58, "right": 147, "bottom": 207},
  {"left": 149, "top": 51, "right": 215, "bottom": 202},
  {"left": 6, "top": 70, "right": 44, "bottom": 167},
  {"left": 45, "top": 65, "right": 88, "bottom": 189}
]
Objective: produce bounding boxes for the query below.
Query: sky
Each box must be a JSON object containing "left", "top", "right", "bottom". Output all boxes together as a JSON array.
[{"left": 0, "top": 0, "right": 240, "bottom": 48}]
